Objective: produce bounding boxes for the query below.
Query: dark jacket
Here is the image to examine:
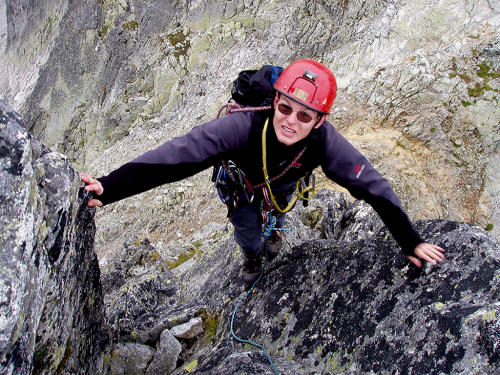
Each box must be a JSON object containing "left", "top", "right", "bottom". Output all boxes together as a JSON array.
[{"left": 97, "top": 110, "right": 423, "bottom": 255}]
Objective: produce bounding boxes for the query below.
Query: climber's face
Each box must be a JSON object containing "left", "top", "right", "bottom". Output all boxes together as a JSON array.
[{"left": 273, "top": 94, "right": 325, "bottom": 146}]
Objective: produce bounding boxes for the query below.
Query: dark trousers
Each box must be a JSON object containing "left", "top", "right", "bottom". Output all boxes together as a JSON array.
[{"left": 229, "top": 183, "right": 294, "bottom": 258}]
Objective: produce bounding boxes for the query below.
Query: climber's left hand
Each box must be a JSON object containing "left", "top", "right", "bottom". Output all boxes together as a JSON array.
[{"left": 407, "top": 242, "right": 445, "bottom": 268}]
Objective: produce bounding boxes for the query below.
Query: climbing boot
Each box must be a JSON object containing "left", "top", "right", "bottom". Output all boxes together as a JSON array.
[
  {"left": 242, "top": 254, "right": 262, "bottom": 284},
  {"left": 266, "top": 230, "right": 283, "bottom": 260}
]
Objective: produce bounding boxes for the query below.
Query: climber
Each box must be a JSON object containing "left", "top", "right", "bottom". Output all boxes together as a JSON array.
[{"left": 80, "top": 59, "right": 445, "bottom": 285}]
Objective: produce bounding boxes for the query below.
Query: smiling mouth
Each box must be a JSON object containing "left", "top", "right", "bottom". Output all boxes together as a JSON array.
[{"left": 283, "top": 126, "right": 296, "bottom": 134}]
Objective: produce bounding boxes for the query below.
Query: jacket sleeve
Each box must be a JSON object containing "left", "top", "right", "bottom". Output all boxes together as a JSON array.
[
  {"left": 96, "top": 113, "right": 253, "bottom": 205},
  {"left": 319, "top": 122, "right": 423, "bottom": 256}
]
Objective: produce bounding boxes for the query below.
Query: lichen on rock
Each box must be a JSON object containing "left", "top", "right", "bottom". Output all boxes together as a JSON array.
[{"left": 0, "top": 90, "right": 109, "bottom": 374}]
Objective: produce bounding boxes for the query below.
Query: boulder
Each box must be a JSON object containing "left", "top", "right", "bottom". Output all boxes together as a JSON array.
[
  {"left": 109, "top": 342, "right": 155, "bottom": 375},
  {"left": 145, "top": 329, "right": 182, "bottom": 375},
  {"left": 170, "top": 318, "right": 204, "bottom": 340}
]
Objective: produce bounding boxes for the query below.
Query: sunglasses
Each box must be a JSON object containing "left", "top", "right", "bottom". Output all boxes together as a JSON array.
[{"left": 277, "top": 103, "right": 315, "bottom": 123}]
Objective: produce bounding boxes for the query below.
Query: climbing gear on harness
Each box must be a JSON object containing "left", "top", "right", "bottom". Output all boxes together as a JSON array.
[
  {"left": 213, "top": 160, "right": 254, "bottom": 217},
  {"left": 212, "top": 163, "right": 230, "bottom": 204},
  {"left": 214, "top": 64, "right": 318, "bottom": 216},
  {"left": 213, "top": 115, "right": 316, "bottom": 217},
  {"left": 261, "top": 118, "right": 316, "bottom": 214},
  {"left": 273, "top": 59, "right": 337, "bottom": 114},
  {"left": 260, "top": 199, "right": 292, "bottom": 238}
]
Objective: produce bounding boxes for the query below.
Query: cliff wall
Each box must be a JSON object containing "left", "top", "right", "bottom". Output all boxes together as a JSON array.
[{"left": 0, "top": 91, "right": 108, "bottom": 375}]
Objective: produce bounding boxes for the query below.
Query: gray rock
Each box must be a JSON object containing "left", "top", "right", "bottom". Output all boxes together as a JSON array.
[
  {"left": 172, "top": 339, "right": 311, "bottom": 375},
  {"left": 109, "top": 342, "right": 155, "bottom": 375},
  {"left": 286, "top": 189, "right": 384, "bottom": 244},
  {"left": 146, "top": 329, "right": 182, "bottom": 375},
  {"left": 176, "top": 194, "right": 500, "bottom": 374},
  {"left": 0, "top": 92, "right": 109, "bottom": 374},
  {"left": 102, "top": 236, "right": 209, "bottom": 346},
  {"left": 170, "top": 317, "right": 204, "bottom": 340}
]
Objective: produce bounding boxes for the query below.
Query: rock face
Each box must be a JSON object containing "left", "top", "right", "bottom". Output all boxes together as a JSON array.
[
  {"left": 101, "top": 236, "right": 211, "bottom": 374},
  {"left": 171, "top": 190, "right": 500, "bottom": 374},
  {"left": 1, "top": 0, "right": 499, "bottom": 257},
  {"left": 100, "top": 190, "right": 500, "bottom": 374},
  {"left": 0, "top": 91, "right": 108, "bottom": 374}
]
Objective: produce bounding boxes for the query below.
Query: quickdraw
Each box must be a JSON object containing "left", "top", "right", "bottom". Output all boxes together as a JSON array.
[{"left": 213, "top": 160, "right": 254, "bottom": 217}]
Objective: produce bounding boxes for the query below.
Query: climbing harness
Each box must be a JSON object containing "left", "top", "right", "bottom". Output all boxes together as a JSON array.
[{"left": 260, "top": 200, "right": 292, "bottom": 239}]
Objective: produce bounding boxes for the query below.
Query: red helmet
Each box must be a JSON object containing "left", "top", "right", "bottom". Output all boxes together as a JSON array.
[{"left": 273, "top": 59, "right": 337, "bottom": 114}]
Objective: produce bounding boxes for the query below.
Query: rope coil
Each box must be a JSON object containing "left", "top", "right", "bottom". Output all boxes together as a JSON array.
[{"left": 217, "top": 99, "right": 271, "bottom": 119}]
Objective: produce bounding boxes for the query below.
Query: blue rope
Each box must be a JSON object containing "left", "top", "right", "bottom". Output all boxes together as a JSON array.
[
  {"left": 230, "top": 201, "right": 291, "bottom": 375},
  {"left": 230, "top": 255, "right": 279, "bottom": 375},
  {"left": 261, "top": 201, "right": 291, "bottom": 239}
]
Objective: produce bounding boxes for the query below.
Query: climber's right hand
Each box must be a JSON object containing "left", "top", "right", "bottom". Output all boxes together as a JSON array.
[{"left": 80, "top": 173, "right": 104, "bottom": 207}]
